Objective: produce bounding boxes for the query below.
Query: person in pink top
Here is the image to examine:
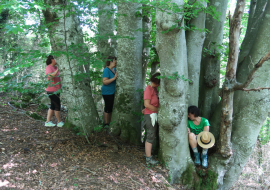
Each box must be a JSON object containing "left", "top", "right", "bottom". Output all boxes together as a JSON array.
[
  {"left": 142, "top": 72, "right": 160, "bottom": 165},
  {"left": 44, "top": 55, "right": 64, "bottom": 127}
]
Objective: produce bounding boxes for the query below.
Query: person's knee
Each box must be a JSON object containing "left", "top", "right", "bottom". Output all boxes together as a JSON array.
[{"left": 188, "top": 133, "right": 196, "bottom": 141}]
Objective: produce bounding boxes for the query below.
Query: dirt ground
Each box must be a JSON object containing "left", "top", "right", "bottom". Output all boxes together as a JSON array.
[
  {"left": 230, "top": 141, "right": 270, "bottom": 190},
  {"left": 0, "top": 94, "right": 269, "bottom": 190}
]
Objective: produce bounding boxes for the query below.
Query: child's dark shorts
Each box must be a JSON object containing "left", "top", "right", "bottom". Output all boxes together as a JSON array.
[{"left": 144, "top": 114, "right": 158, "bottom": 144}]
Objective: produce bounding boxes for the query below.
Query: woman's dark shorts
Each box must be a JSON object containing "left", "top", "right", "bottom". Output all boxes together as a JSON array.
[
  {"left": 47, "top": 92, "right": 61, "bottom": 111},
  {"left": 102, "top": 94, "right": 115, "bottom": 113},
  {"left": 144, "top": 114, "right": 158, "bottom": 144}
]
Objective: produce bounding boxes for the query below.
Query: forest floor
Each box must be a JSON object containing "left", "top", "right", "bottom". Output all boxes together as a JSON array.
[{"left": 0, "top": 93, "right": 269, "bottom": 190}]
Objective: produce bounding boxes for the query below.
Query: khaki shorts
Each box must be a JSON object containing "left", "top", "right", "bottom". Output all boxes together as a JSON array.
[{"left": 143, "top": 114, "right": 158, "bottom": 144}]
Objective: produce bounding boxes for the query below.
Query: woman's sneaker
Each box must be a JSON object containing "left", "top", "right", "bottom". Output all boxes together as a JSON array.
[
  {"left": 146, "top": 156, "right": 159, "bottom": 165},
  {"left": 45, "top": 121, "right": 56, "bottom": 127},
  {"left": 57, "top": 121, "right": 64, "bottom": 127}
]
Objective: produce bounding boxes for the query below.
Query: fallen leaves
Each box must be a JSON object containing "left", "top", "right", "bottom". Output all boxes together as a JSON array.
[{"left": 0, "top": 96, "right": 175, "bottom": 190}]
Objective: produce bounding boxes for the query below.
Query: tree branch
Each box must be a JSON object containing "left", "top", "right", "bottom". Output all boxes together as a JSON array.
[
  {"left": 234, "top": 50, "right": 270, "bottom": 90},
  {"left": 241, "top": 87, "right": 270, "bottom": 92},
  {"left": 218, "top": 0, "right": 246, "bottom": 158}
]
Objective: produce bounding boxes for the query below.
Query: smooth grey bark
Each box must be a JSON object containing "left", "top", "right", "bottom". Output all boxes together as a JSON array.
[
  {"left": 237, "top": 0, "right": 268, "bottom": 66},
  {"left": 110, "top": 2, "right": 143, "bottom": 145},
  {"left": 218, "top": 0, "right": 247, "bottom": 157},
  {"left": 222, "top": 3, "right": 270, "bottom": 188},
  {"left": 96, "top": 1, "right": 116, "bottom": 106},
  {"left": 97, "top": 0, "right": 116, "bottom": 60},
  {"left": 156, "top": 0, "right": 194, "bottom": 183},
  {"left": 210, "top": 0, "right": 269, "bottom": 140},
  {"left": 210, "top": 2, "right": 270, "bottom": 189},
  {"left": 210, "top": 0, "right": 269, "bottom": 132},
  {"left": 199, "top": 0, "right": 229, "bottom": 119},
  {"left": 142, "top": 4, "right": 151, "bottom": 86},
  {"left": 186, "top": 0, "right": 207, "bottom": 106},
  {"left": 43, "top": 0, "right": 100, "bottom": 135}
]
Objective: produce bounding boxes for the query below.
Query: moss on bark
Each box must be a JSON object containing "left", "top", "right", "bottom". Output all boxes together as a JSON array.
[
  {"left": 180, "top": 164, "right": 218, "bottom": 190},
  {"left": 115, "top": 92, "right": 132, "bottom": 113},
  {"left": 63, "top": 117, "right": 80, "bottom": 133},
  {"left": 181, "top": 164, "right": 201, "bottom": 189}
]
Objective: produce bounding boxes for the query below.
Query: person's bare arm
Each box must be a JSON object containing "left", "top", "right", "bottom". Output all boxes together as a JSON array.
[
  {"left": 144, "top": 99, "right": 158, "bottom": 112},
  {"left": 102, "top": 72, "right": 118, "bottom": 85},
  {"left": 203, "top": 126, "right": 209, "bottom": 132},
  {"left": 187, "top": 127, "right": 191, "bottom": 134},
  {"left": 48, "top": 68, "right": 59, "bottom": 78}
]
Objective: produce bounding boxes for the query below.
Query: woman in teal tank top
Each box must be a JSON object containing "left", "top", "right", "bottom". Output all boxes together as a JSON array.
[
  {"left": 102, "top": 56, "right": 118, "bottom": 127},
  {"left": 187, "top": 106, "right": 213, "bottom": 168}
]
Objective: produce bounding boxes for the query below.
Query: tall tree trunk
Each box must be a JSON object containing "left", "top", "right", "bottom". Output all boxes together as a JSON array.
[
  {"left": 142, "top": 4, "right": 151, "bottom": 86},
  {"left": 43, "top": 0, "right": 100, "bottom": 135},
  {"left": 199, "top": 0, "right": 229, "bottom": 119},
  {"left": 97, "top": 0, "right": 116, "bottom": 60},
  {"left": 218, "top": 0, "right": 246, "bottom": 157},
  {"left": 237, "top": 0, "right": 268, "bottom": 66},
  {"left": 110, "top": 2, "right": 143, "bottom": 145},
  {"left": 156, "top": 0, "right": 196, "bottom": 184},
  {"left": 209, "top": 2, "right": 270, "bottom": 189},
  {"left": 220, "top": 2, "right": 270, "bottom": 188},
  {"left": 187, "top": 0, "right": 207, "bottom": 106}
]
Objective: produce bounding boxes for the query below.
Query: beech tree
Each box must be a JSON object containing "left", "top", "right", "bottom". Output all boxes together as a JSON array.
[
  {"left": 142, "top": 4, "right": 152, "bottom": 85},
  {"left": 43, "top": 0, "right": 100, "bottom": 135},
  {"left": 155, "top": 0, "right": 191, "bottom": 183},
  {"left": 210, "top": 1, "right": 270, "bottom": 189},
  {"left": 1, "top": 0, "right": 270, "bottom": 189},
  {"left": 187, "top": 0, "right": 207, "bottom": 106},
  {"left": 154, "top": 0, "right": 270, "bottom": 189},
  {"left": 97, "top": 0, "right": 116, "bottom": 60},
  {"left": 110, "top": 1, "right": 143, "bottom": 144},
  {"left": 199, "top": 0, "right": 229, "bottom": 119}
]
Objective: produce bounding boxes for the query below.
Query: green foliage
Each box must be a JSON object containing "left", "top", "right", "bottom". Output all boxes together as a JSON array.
[
  {"left": 64, "top": 118, "right": 85, "bottom": 136},
  {"left": 94, "top": 125, "right": 104, "bottom": 133},
  {"left": 181, "top": 165, "right": 218, "bottom": 190},
  {"left": 199, "top": 169, "right": 218, "bottom": 190},
  {"left": 37, "top": 103, "right": 48, "bottom": 111},
  {"left": 10, "top": 101, "right": 28, "bottom": 109},
  {"left": 181, "top": 164, "right": 195, "bottom": 185},
  {"left": 167, "top": 174, "right": 172, "bottom": 183},
  {"left": 184, "top": 1, "right": 220, "bottom": 31},
  {"left": 26, "top": 111, "right": 45, "bottom": 121},
  {"left": 21, "top": 91, "right": 36, "bottom": 103},
  {"left": 259, "top": 117, "right": 270, "bottom": 145},
  {"left": 202, "top": 42, "right": 223, "bottom": 58}
]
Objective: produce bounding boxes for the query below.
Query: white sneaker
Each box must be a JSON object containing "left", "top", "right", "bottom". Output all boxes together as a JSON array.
[
  {"left": 45, "top": 121, "right": 56, "bottom": 127},
  {"left": 57, "top": 121, "right": 64, "bottom": 127}
]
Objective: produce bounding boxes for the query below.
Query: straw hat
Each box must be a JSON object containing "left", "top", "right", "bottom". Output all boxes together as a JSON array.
[{"left": 197, "top": 131, "right": 215, "bottom": 149}]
